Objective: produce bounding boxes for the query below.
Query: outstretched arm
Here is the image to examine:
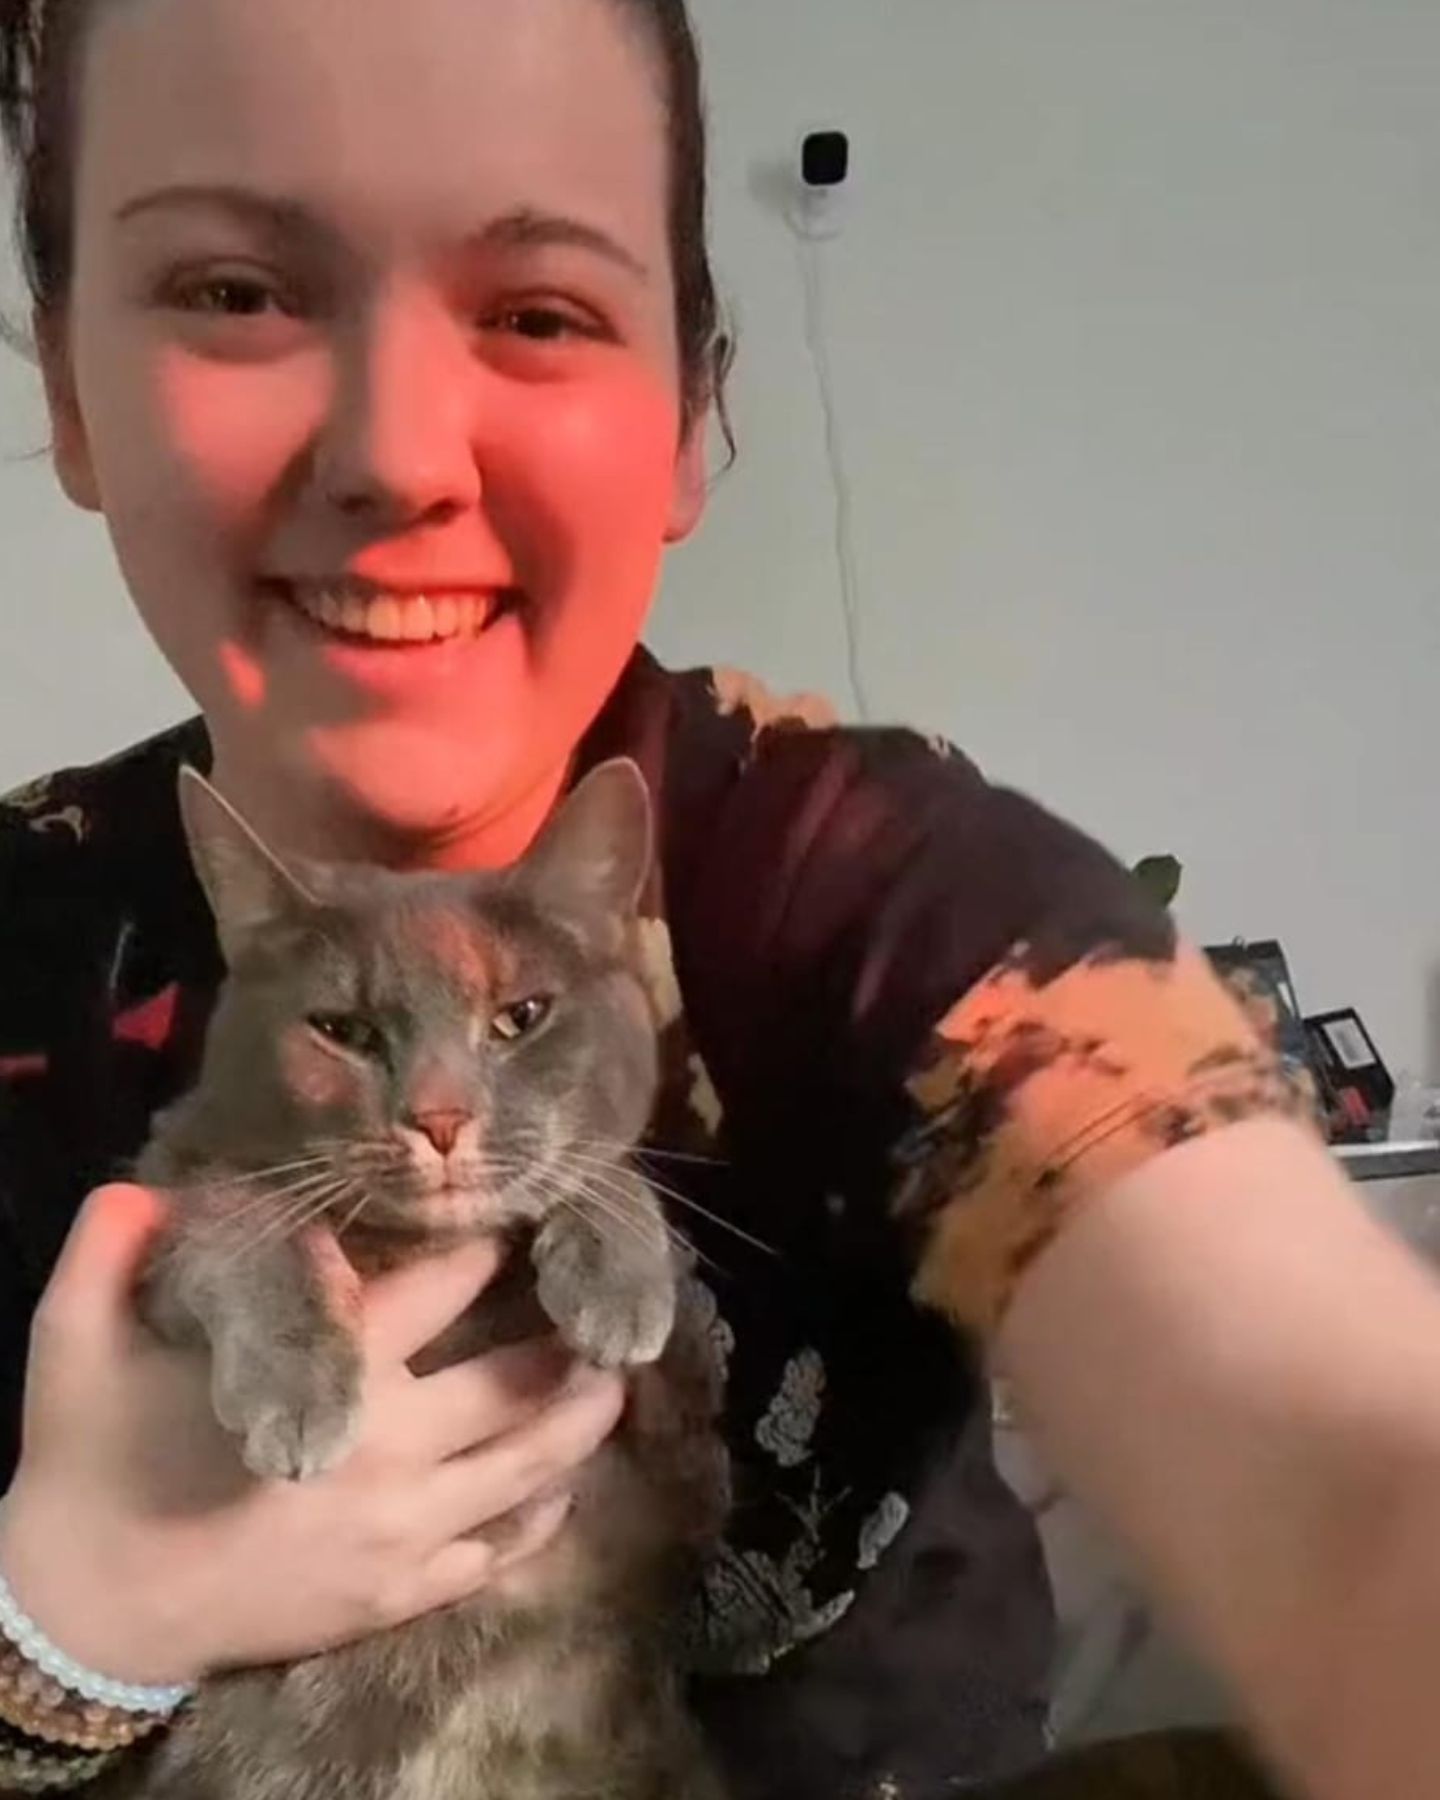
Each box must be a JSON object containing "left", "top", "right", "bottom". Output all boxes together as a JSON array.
[{"left": 1000, "top": 1117, "right": 1440, "bottom": 1800}]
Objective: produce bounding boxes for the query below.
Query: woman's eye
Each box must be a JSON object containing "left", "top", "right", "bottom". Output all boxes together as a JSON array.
[
  {"left": 490, "top": 996, "right": 554, "bottom": 1043},
  {"left": 192, "top": 280, "right": 276, "bottom": 316},
  {"left": 485, "top": 303, "right": 601, "bottom": 343},
  {"left": 169, "top": 274, "right": 291, "bottom": 317},
  {"left": 308, "top": 1012, "right": 386, "bottom": 1059}
]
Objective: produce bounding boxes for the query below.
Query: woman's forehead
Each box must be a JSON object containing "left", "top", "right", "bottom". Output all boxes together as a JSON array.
[{"left": 77, "top": 0, "right": 671, "bottom": 258}]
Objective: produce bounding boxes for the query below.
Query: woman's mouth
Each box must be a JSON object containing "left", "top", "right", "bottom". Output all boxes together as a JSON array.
[{"left": 267, "top": 579, "right": 516, "bottom": 646}]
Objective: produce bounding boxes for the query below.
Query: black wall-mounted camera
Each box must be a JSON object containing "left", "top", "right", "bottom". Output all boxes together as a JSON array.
[{"left": 801, "top": 130, "right": 850, "bottom": 190}]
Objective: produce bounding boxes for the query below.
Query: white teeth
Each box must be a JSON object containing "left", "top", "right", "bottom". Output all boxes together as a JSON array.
[
  {"left": 368, "top": 597, "right": 403, "bottom": 642},
  {"left": 289, "top": 585, "right": 503, "bottom": 645}
]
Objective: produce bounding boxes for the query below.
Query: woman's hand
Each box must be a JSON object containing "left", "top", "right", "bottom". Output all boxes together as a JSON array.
[{"left": 0, "top": 1184, "right": 624, "bottom": 1686}]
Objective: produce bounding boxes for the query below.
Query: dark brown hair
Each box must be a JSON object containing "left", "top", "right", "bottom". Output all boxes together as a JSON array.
[{"left": 0, "top": 0, "right": 732, "bottom": 430}]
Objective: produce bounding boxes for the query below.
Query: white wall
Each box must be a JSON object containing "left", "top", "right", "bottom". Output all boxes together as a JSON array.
[
  {"left": 0, "top": 311, "right": 191, "bottom": 781},
  {"left": 2, "top": 0, "right": 1438, "bottom": 1078}
]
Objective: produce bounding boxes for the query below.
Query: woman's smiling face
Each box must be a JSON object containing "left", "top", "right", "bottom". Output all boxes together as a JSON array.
[{"left": 43, "top": 0, "right": 707, "bottom": 858}]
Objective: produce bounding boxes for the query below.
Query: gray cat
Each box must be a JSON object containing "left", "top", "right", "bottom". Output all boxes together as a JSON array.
[{"left": 113, "top": 761, "right": 730, "bottom": 1800}]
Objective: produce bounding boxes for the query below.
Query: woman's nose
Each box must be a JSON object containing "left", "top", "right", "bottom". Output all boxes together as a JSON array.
[{"left": 312, "top": 289, "right": 481, "bottom": 529}]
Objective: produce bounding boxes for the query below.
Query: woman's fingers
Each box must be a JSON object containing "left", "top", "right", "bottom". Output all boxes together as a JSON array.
[
  {"left": 489, "top": 1490, "right": 576, "bottom": 1570},
  {"left": 361, "top": 1241, "right": 505, "bottom": 1365},
  {"left": 402, "top": 1491, "right": 576, "bottom": 1622},
  {"left": 420, "top": 1365, "right": 624, "bottom": 1545}
]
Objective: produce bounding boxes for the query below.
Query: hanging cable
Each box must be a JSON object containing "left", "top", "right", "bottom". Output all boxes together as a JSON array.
[{"left": 795, "top": 234, "right": 873, "bottom": 724}]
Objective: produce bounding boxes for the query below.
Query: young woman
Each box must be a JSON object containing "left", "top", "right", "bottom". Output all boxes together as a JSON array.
[{"left": 2, "top": 2, "right": 1439, "bottom": 1797}]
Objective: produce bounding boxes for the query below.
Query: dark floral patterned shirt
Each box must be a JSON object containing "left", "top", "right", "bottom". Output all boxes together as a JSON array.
[{"left": 0, "top": 651, "right": 1301, "bottom": 1800}]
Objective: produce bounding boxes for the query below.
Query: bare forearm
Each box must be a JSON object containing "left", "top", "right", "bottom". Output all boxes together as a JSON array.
[
  {"left": 1290, "top": 1485, "right": 1440, "bottom": 1800},
  {"left": 1000, "top": 1119, "right": 1440, "bottom": 1800}
]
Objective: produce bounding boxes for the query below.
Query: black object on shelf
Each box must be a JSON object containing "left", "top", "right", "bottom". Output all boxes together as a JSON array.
[{"left": 1304, "top": 1008, "right": 1395, "bottom": 1144}]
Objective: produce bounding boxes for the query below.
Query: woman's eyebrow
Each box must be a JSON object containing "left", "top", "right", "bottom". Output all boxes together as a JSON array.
[
  {"left": 114, "top": 187, "right": 650, "bottom": 281},
  {"left": 468, "top": 206, "right": 650, "bottom": 282},
  {"left": 113, "top": 183, "right": 321, "bottom": 245}
]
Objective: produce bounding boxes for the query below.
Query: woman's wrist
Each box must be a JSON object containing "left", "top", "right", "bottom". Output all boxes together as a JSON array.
[
  {"left": 0, "top": 1715, "right": 125, "bottom": 1793},
  {"left": 0, "top": 1485, "right": 202, "bottom": 1694},
  {"left": 0, "top": 1565, "right": 193, "bottom": 1716},
  {"left": 0, "top": 1490, "right": 185, "bottom": 1789}
]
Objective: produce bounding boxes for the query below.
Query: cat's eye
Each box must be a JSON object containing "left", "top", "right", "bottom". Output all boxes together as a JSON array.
[
  {"left": 490, "top": 996, "right": 553, "bottom": 1043},
  {"left": 307, "top": 1012, "right": 387, "bottom": 1060}
]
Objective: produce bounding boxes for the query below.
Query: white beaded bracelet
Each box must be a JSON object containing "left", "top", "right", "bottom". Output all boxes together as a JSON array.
[{"left": 0, "top": 1566, "right": 193, "bottom": 1716}]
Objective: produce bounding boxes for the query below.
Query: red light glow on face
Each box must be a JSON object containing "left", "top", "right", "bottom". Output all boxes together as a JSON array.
[{"left": 57, "top": 0, "right": 708, "bottom": 864}]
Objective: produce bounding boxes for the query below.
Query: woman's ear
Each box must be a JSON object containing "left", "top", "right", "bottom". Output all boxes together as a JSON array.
[
  {"left": 664, "top": 420, "right": 709, "bottom": 544},
  {"left": 35, "top": 309, "right": 102, "bottom": 512}
]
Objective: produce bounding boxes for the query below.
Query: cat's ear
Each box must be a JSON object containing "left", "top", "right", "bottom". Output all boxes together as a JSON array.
[
  {"left": 178, "top": 768, "right": 318, "bottom": 963},
  {"left": 520, "top": 759, "right": 652, "bottom": 921}
]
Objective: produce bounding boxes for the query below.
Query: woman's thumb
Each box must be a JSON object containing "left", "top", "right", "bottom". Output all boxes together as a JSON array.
[
  {"left": 38, "top": 1184, "right": 170, "bottom": 1346},
  {"left": 364, "top": 1238, "right": 505, "bottom": 1365}
]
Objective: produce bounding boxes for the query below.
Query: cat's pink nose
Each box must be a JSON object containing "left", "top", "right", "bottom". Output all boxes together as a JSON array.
[{"left": 405, "top": 1109, "right": 471, "bottom": 1156}]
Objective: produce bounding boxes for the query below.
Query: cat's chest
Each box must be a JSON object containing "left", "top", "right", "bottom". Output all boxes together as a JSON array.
[{"left": 387, "top": 1658, "right": 621, "bottom": 1800}]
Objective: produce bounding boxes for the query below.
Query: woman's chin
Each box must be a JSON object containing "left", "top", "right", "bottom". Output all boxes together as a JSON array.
[{"left": 301, "top": 717, "right": 532, "bottom": 854}]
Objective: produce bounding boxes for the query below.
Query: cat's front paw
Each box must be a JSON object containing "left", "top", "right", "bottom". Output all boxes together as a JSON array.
[
  {"left": 211, "top": 1330, "right": 363, "bottom": 1481},
  {"left": 535, "top": 1226, "right": 675, "bottom": 1369}
]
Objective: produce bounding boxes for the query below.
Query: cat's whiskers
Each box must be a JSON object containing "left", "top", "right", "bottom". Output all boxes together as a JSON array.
[
  {"left": 539, "top": 1149, "right": 702, "bottom": 1257},
  {"left": 196, "top": 1168, "right": 350, "bottom": 1243},
  {"left": 204, "top": 1153, "right": 339, "bottom": 1190},
  {"left": 210, "top": 1188, "right": 345, "bottom": 1260},
  {"left": 637, "top": 1146, "right": 728, "bottom": 1169},
  {"left": 535, "top": 1159, "right": 706, "bottom": 1270},
  {"left": 213, "top": 1179, "right": 357, "bottom": 1267},
  {"left": 513, "top": 1147, "right": 660, "bottom": 1248},
  {"left": 106, "top": 1148, "right": 336, "bottom": 1190},
  {"left": 330, "top": 1185, "right": 371, "bottom": 1239},
  {"left": 543, "top": 1173, "right": 717, "bottom": 1278},
  {"left": 466, "top": 1164, "right": 530, "bottom": 1214},
  {"left": 553, "top": 1146, "right": 777, "bottom": 1260},
  {"left": 219, "top": 1164, "right": 342, "bottom": 1205},
  {"left": 192, "top": 1193, "right": 329, "bottom": 1252},
  {"left": 326, "top": 1153, "right": 524, "bottom": 1220},
  {"left": 549, "top": 1188, "right": 677, "bottom": 1268},
  {"left": 310, "top": 1139, "right": 406, "bottom": 1167},
  {"left": 497, "top": 1155, "right": 551, "bottom": 1208},
  {"left": 234, "top": 1190, "right": 353, "bottom": 1263},
  {"left": 580, "top": 1138, "right": 729, "bottom": 1172},
  {"left": 309, "top": 1139, "right": 531, "bottom": 1204},
  {"left": 475, "top": 1141, "right": 569, "bottom": 1209}
]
